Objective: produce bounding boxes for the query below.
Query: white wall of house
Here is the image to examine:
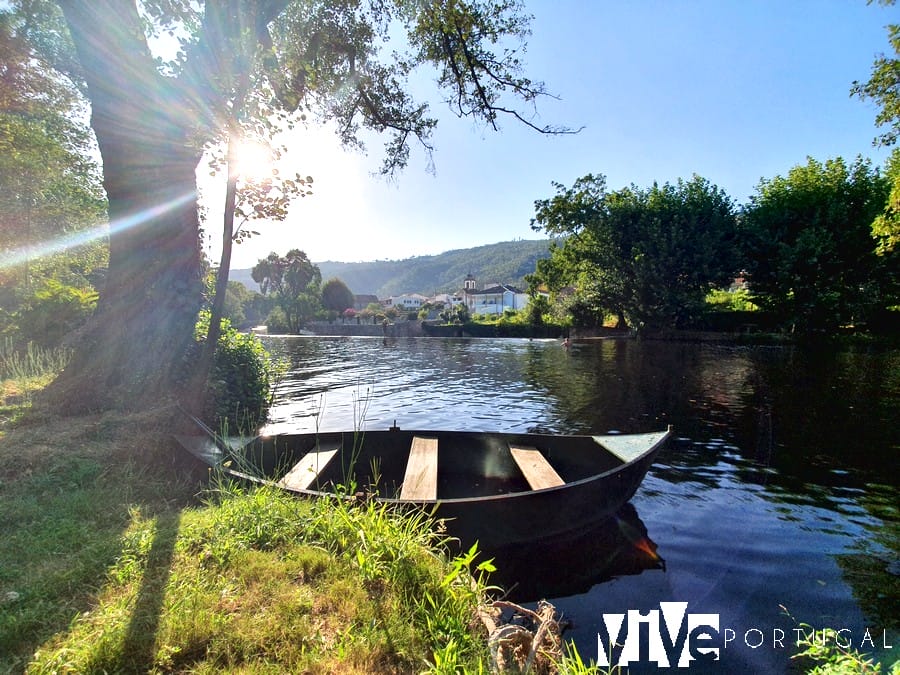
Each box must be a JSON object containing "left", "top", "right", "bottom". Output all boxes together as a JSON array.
[
  {"left": 431, "top": 293, "right": 464, "bottom": 306},
  {"left": 465, "top": 285, "right": 530, "bottom": 316},
  {"left": 387, "top": 293, "right": 428, "bottom": 309}
]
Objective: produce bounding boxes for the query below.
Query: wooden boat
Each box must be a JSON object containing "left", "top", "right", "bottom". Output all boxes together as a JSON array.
[{"left": 175, "top": 421, "right": 671, "bottom": 547}]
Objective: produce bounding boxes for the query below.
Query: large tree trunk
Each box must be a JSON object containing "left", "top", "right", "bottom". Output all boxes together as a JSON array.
[{"left": 48, "top": 1, "right": 205, "bottom": 414}]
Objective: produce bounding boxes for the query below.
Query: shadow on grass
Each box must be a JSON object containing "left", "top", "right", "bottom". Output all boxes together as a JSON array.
[
  {"left": 0, "top": 408, "right": 204, "bottom": 673},
  {"left": 120, "top": 511, "right": 182, "bottom": 671}
]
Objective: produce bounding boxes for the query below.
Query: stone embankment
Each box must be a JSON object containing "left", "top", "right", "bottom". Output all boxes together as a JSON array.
[{"left": 304, "top": 320, "right": 426, "bottom": 338}]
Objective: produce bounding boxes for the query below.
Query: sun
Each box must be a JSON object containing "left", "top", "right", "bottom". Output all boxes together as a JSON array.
[{"left": 232, "top": 139, "right": 275, "bottom": 181}]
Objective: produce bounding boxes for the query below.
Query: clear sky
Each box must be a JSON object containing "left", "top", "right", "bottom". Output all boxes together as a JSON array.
[{"left": 203, "top": 0, "right": 898, "bottom": 270}]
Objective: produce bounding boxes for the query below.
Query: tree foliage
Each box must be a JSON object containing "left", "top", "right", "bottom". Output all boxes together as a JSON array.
[
  {"left": 0, "top": 7, "right": 106, "bottom": 345},
  {"left": 320, "top": 277, "right": 354, "bottom": 314},
  {"left": 851, "top": 3, "right": 900, "bottom": 149},
  {"left": 740, "top": 156, "right": 890, "bottom": 331},
  {"left": 251, "top": 249, "right": 322, "bottom": 332},
  {"left": 872, "top": 149, "right": 900, "bottom": 256},
  {"left": 530, "top": 174, "right": 739, "bottom": 330},
  {"left": 850, "top": 1, "right": 900, "bottom": 313}
]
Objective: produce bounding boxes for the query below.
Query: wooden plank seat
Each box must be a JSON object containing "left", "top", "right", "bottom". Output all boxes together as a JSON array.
[
  {"left": 399, "top": 436, "right": 438, "bottom": 501},
  {"left": 277, "top": 443, "right": 340, "bottom": 491},
  {"left": 509, "top": 444, "right": 566, "bottom": 490}
]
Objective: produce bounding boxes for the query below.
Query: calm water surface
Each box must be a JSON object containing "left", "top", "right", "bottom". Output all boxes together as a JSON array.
[{"left": 262, "top": 336, "right": 899, "bottom": 673}]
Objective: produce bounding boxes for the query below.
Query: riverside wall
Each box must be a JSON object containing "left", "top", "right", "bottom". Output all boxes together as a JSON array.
[{"left": 305, "top": 321, "right": 426, "bottom": 338}]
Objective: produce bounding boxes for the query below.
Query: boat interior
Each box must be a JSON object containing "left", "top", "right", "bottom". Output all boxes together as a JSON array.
[{"left": 235, "top": 429, "right": 631, "bottom": 500}]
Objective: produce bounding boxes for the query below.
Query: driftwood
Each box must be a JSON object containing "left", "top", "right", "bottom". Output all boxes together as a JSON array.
[{"left": 478, "top": 599, "right": 563, "bottom": 673}]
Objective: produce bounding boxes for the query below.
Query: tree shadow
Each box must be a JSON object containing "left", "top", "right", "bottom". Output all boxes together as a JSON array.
[{"left": 119, "top": 510, "right": 182, "bottom": 671}]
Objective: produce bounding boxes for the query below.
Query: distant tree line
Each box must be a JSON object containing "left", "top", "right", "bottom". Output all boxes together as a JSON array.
[{"left": 528, "top": 156, "right": 899, "bottom": 335}]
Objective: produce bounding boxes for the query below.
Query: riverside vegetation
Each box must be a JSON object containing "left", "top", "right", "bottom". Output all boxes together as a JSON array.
[{"left": 0, "top": 395, "right": 508, "bottom": 673}]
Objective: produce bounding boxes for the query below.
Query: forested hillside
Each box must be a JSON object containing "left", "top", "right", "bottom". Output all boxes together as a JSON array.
[{"left": 232, "top": 239, "right": 555, "bottom": 296}]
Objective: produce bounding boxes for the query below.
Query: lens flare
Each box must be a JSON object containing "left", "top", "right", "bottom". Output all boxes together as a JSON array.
[
  {"left": 616, "top": 513, "right": 661, "bottom": 561},
  {"left": 1, "top": 189, "right": 196, "bottom": 272}
]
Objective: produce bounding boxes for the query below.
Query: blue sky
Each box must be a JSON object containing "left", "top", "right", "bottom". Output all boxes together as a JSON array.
[{"left": 208, "top": 0, "right": 898, "bottom": 269}]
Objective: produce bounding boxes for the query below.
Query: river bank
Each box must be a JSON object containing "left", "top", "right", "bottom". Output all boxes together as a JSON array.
[{"left": 268, "top": 319, "right": 899, "bottom": 348}]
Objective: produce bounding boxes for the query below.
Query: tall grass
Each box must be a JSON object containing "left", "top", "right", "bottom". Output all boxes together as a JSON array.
[
  {"left": 0, "top": 338, "right": 72, "bottom": 382},
  {"left": 0, "top": 338, "right": 71, "bottom": 424}
]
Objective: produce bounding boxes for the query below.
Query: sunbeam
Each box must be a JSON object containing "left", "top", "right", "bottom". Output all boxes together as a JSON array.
[{"left": 1, "top": 189, "right": 197, "bottom": 272}]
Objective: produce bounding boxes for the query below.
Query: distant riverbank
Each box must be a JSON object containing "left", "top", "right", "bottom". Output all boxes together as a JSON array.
[{"left": 260, "top": 320, "right": 898, "bottom": 347}]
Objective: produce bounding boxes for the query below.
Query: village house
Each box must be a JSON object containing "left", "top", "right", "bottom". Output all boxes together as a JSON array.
[
  {"left": 385, "top": 293, "right": 429, "bottom": 310},
  {"left": 349, "top": 276, "right": 543, "bottom": 319},
  {"left": 353, "top": 294, "right": 379, "bottom": 311},
  {"left": 462, "top": 276, "right": 532, "bottom": 316},
  {"left": 430, "top": 292, "right": 465, "bottom": 307}
]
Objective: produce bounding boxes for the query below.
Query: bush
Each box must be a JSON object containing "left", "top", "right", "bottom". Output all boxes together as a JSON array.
[
  {"left": 706, "top": 288, "right": 758, "bottom": 312},
  {"left": 16, "top": 279, "right": 97, "bottom": 347},
  {"left": 265, "top": 306, "right": 290, "bottom": 334},
  {"left": 194, "top": 312, "right": 276, "bottom": 432}
]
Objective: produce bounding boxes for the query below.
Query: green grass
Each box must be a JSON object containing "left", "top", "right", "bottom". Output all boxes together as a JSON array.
[
  {"left": 0, "top": 398, "right": 502, "bottom": 673},
  {"left": 792, "top": 625, "right": 900, "bottom": 674},
  {"left": 0, "top": 339, "right": 71, "bottom": 427}
]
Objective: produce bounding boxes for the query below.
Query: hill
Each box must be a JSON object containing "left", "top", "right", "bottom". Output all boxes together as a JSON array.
[{"left": 231, "top": 239, "right": 555, "bottom": 297}]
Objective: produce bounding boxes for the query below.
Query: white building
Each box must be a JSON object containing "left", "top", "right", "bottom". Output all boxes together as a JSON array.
[
  {"left": 430, "top": 292, "right": 465, "bottom": 307},
  {"left": 386, "top": 293, "right": 428, "bottom": 310},
  {"left": 464, "top": 283, "right": 530, "bottom": 316}
]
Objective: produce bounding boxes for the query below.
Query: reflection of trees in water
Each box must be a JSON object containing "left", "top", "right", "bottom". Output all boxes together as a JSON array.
[
  {"left": 521, "top": 340, "right": 703, "bottom": 434},
  {"left": 518, "top": 339, "right": 898, "bottom": 490},
  {"left": 835, "top": 551, "right": 900, "bottom": 632},
  {"left": 746, "top": 345, "right": 900, "bottom": 480},
  {"left": 833, "top": 483, "right": 900, "bottom": 631}
]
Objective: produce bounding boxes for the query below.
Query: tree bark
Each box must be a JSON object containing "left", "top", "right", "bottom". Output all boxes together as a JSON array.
[{"left": 49, "top": 0, "right": 204, "bottom": 413}]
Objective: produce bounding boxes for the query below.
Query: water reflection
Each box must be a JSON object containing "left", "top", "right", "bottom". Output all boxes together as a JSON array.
[{"left": 482, "top": 503, "right": 665, "bottom": 603}]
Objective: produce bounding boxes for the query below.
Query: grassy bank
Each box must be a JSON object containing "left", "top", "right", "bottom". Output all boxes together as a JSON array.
[{"left": 0, "top": 397, "right": 506, "bottom": 673}]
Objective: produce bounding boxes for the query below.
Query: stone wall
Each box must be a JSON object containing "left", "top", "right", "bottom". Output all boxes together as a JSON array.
[{"left": 306, "top": 321, "right": 425, "bottom": 338}]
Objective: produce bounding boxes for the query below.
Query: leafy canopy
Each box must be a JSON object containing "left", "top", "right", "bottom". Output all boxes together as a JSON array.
[
  {"left": 320, "top": 277, "right": 354, "bottom": 314},
  {"left": 530, "top": 174, "right": 739, "bottom": 330},
  {"left": 851, "top": 0, "right": 900, "bottom": 257},
  {"left": 739, "top": 156, "right": 890, "bottom": 331},
  {"left": 251, "top": 249, "right": 322, "bottom": 332},
  {"left": 68, "top": 0, "right": 572, "bottom": 177},
  {"left": 0, "top": 6, "right": 106, "bottom": 344}
]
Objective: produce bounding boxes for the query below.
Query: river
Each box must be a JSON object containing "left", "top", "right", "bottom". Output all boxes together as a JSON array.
[{"left": 260, "top": 335, "right": 899, "bottom": 673}]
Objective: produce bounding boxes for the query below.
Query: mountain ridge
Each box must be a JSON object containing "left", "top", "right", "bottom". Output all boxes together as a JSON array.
[{"left": 231, "top": 239, "right": 555, "bottom": 297}]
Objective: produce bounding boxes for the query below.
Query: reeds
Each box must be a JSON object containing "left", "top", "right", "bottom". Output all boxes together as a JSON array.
[
  {"left": 0, "top": 337, "right": 71, "bottom": 382},
  {"left": 0, "top": 338, "right": 71, "bottom": 422}
]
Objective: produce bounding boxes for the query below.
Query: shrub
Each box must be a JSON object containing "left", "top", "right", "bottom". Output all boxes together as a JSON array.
[
  {"left": 265, "top": 306, "right": 290, "bottom": 334},
  {"left": 16, "top": 279, "right": 98, "bottom": 347},
  {"left": 194, "top": 312, "right": 277, "bottom": 432}
]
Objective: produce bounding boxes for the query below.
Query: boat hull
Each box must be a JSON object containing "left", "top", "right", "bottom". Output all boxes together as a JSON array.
[{"left": 175, "top": 425, "right": 670, "bottom": 547}]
